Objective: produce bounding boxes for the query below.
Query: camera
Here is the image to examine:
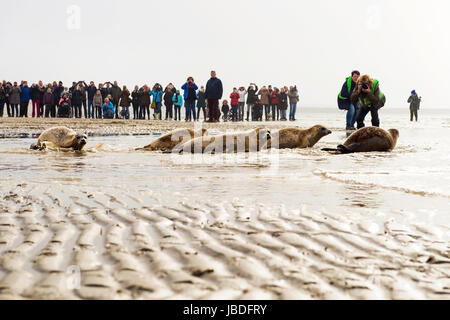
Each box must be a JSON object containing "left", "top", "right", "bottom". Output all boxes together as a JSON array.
[{"left": 362, "top": 82, "right": 370, "bottom": 90}]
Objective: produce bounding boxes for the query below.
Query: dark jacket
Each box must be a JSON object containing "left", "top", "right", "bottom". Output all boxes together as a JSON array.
[
  {"left": 132, "top": 90, "right": 140, "bottom": 105},
  {"left": 30, "top": 86, "right": 41, "bottom": 100},
  {"left": 0, "top": 87, "right": 6, "bottom": 102},
  {"left": 407, "top": 94, "right": 421, "bottom": 110},
  {"left": 86, "top": 84, "right": 97, "bottom": 100},
  {"left": 140, "top": 90, "right": 150, "bottom": 106},
  {"left": 53, "top": 85, "right": 64, "bottom": 105},
  {"left": 119, "top": 89, "right": 131, "bottom": 107},
  {"left": 43, "top": 92, "right": 54, "bottom": 105},
  {"left": 279, "top": 92, "right": 288, "bottom": 110},
  {"left": 101, "top": 87, "right": 111, "bottom": 100},
  {"left": 338, "top": 77, "right": 357, "bottom": 110},
  {"left": 110, "top": 84, "right": 122, "bottom": 103},
  {"left": 163, "top": 88, "right": 175, "bottom": 106},
  {"left": 20, "top": 85, "right": 31, "bottom": 102},
  {"left": 221, "top": 103, "right": 230, "bottom": 114},
  {"left": 205, "top": 77, "right": 223, "bottom": 100},
  {"left": 246, "top": 85, "right": 259, "bottom": 104},
  {"left": 72, "top": 89, "right": 83, "bottom": 105},
  {"left": 197, "top": 91, "right": 206, "bottom": 108}
]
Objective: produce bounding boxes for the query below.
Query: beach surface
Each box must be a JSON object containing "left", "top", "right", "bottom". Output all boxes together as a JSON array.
[{"left": 1, "top": 108, "right": 450, "bottom": 299}]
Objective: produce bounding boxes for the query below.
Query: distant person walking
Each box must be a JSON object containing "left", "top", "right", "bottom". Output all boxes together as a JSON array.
[
  {"left": 338, "top": 70, "right": 360, "bottom": 130},
  {"left": 408, "top": 90, "right": 421, "bottom": 122},
  {"left": 205, "top": 70, "right": 223, "bottom": 122}
]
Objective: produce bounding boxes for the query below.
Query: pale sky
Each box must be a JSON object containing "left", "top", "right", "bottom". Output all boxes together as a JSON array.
[{"left": 1, "top": 0, "right": 449, "bottom": 108}]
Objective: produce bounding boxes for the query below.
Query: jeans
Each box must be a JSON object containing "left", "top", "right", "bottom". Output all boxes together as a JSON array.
[
  {"left": 133, "top": 102, "right": 140, "bottom": 119},
  {"left": 154, "top": 102, "right": 162, "bottom": 120},
  {"left": 11, "top": 104, "right": 18, "bottom": 117},
  {"left": 223, "top": 111, "right": 228, "bottom": 121},
  {"left": 197, "top": 106, "right": 206, "bottom": 120},
  {"left": 185, "top": 100, "right": 196, "bottom": 120},
  {"left": 289, "top": 103, "right": 297, "bottom": 120},
  {"left": 96, "top": 106, "right": 103, "bottom": 119},
  {"left": 207, "top": 99, "right": 220, "bottom": 122},
  {"left": 356, "top": 105, "right": 380, "bottom": 128},
  {"left": 74, "top": 104, "right": 82, "bottom": 118},
  {"left": 231, "top": 106, "right": 238, "bottom": 121},
  {"left": 280, "top": 109, "right": 287, "bottom": 120},
  {"left": 87, "top": 99, "right": 94, "bottom": 118},
  {"left": 0, "top": 102, "right": 4, "bottom": 117},
  {"left": 140, "top": 105, "right": 150, "bottom": 119},
  {"left": 346, "top": 103, "right": 358, "bottom": 128},
  {"left": 165, "top": 103, "right": 173, "bottom": 120},
  {"left": 238, "top": 102, "right": 245, "bottom": 121},
  {"left": 264, "top": 105, "right": 270, "bottom": 120},
  {"left": 271, "top": 105, "right": 278, "bottom": 120},
  {"left": 174, "top": 106, "right": 181, "bottom": 120}
]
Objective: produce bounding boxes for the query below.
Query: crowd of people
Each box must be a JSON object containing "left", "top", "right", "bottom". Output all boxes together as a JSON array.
[{"left": 0, "top": 71, "right": 300, "bottom": 123}]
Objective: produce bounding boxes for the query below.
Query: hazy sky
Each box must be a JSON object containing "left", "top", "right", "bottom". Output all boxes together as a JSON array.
[{"left": 1, "top": 0, "right": 449, "bottom": 108}]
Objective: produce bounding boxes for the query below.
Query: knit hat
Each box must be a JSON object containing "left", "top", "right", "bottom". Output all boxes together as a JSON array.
[{"left": 411, "top": 90, "right": 416, "bottom": 95}]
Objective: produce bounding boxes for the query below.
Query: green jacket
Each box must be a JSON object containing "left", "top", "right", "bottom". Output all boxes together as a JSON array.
[
  {"left": 351, "top": 79, "right": 386, "bottom": 108},
  {"left": 110, "top": 85, "right": 122, "bottom": 103},
  {"left": 197, "top": 91, "right": 206, "bottom": 108}
]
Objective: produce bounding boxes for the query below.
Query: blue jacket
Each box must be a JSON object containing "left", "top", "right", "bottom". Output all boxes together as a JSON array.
[
  {"left": 181, "top": 82, "right": 198, "bottom": 100},
  {"left": 20, "top": 85, "right": 31, "bottom": 102},
  {"left": 102, "top": 101, "right": 115, "bottom": 115},
  {"left": 172, "top": 94, "right": 183, "bottom": 106},
  {"left": 150, "top": 90, "right": 163, "bottom": 103},
  {"left": 205, "top": 77, "right": 223, "bottom": 100}
]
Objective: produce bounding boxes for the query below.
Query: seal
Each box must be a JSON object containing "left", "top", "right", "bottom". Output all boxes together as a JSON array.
[
  {"left": 30, "top": 126, "right": 88, "bottom": 151},
  {"left": 178, "top": 127, "right": 271, "bottom": 154},
  {"left": 322, "top": 126, "right": 399, "bottom": 153},
  {"left": 138, "top": 128, "right": 207, "bottom": 152},
  {"left": 266, "top": 125, "right": 332, "bottom": 149}
]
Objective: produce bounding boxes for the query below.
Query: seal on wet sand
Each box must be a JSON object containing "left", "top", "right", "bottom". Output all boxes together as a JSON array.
[
  {"left": 30, "top": 126, "right": 88, "bottom": 151},
  {"left": 137, "top": 128, "right": 207, "bottom": 153},
  {"left": 322, "top": 126, "right": 399, "bottom": 153},
  {"left": 266, "top": 125, "right": 332, "bottom": 149}
]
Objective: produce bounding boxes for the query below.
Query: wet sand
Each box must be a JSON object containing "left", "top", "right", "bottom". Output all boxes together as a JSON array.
[{"left": 1, "top": 115, "right": 450, "bottom": 300}]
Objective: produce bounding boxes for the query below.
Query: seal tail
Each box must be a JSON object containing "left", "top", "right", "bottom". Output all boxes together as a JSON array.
[{"left": 322, "top": 145, "right": 351, "bottom": 154}]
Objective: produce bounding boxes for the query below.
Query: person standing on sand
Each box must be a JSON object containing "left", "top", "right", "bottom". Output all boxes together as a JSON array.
[
  {"left": 83, "top": 81, "right": 97, "bottom": 119},
  {"left": 107, "top": 81, "right": 121, "bottom": 119},
  {"left": 172, "top": 90, "right": 183, "bottom": 121},
  {"left": 205, "top": 70, "right": 223, "bottom": 122},
  {"left": 0, "top": 83, "right": 5, "bottom": 117},
  {"left": 3, "top": 81, "right": 12, "bottom": 117},
  {"left": 288, "top": 85, "right": 299, "bottom": 121},
  {"left": 229, "top": 88, "right": 240, "bottom": 122},
  {"left": 270, "top": 88, "right": 280, "bottom": 121},
  {"left": 407, "top": 90, "right": 421, "bottom": 122},
  {"left": 221, "top": 100, "right": 230, "bottom": 122},
  {"left": 163, "top": 83, "right": 176, "bottom": 120},
  {"left": 42, "top": 87, "right": 54, "bottom": 118},
  {"left": 119, "top": 86, "right": 131, "bottom": 119},
  {"left": 71, "top": 85, "right": 83, "bottom": 118},
  {"left": 19, "top": 81, "right": 30, "bottom": 117},
  {"left": 181, "top": 77, "right": 198, "bottom": 122},
  {"left": 196, "top": 86, "right": 207, "bottom": 121},
  {"left": 238, "top": 87, "right": 246, "bottom": 121},
  {"left": 338, "top": 70, "right": 360, "bottom": 130},
  {"left": 150, "top": 83, "right": 163, "bottom": 120},
  {"left": 93, "top": 90, "right": 103, "bottom": 119},
  {"left": 9, "top": 82, "right": 20, "bottom": 117},
  {"left": 279, "top": 87, "right": 288, "bottom": 121},
  {"left": 257, "top": 86, "right": 270, "bottom": 121},
  {"left": 140, "top": 85, "right": 151, "bottom": 120},
  {"left": 246, "top": 83, "right": 258, "bottom": 121},
  {"left": 132, "top": 85, "right": 141, "bottom": 120},
  {"left": 30, "top": 84, "right": 41, "bottom": 118}
]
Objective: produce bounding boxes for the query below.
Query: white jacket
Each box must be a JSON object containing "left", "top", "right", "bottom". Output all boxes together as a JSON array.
[{"left": 238, "top": 90, "right": 247, "bottom": 103}]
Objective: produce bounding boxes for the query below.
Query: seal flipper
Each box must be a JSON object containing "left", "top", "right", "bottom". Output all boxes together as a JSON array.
[{"left": 321, "top": 147, "right": 339, "bottom": 152}]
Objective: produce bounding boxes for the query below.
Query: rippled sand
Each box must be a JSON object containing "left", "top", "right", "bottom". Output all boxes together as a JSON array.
[{"left": 1, "top": 110, "right": 450, "bottom": 300}]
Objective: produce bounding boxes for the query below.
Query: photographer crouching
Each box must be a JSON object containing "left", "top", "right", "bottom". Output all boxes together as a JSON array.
[{"left": 351, "top": 74, "right": 386, "bottom": 128}]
